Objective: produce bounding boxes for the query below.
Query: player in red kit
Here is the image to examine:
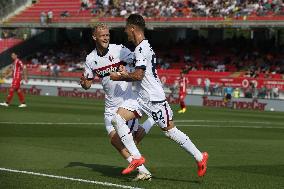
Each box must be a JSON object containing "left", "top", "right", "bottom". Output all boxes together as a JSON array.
[
  {"left": 0, "top": 53, "right": 27, "bottom": 108},
  {"left": 178, "top": 72, "right": 188, "bottom": 113}
]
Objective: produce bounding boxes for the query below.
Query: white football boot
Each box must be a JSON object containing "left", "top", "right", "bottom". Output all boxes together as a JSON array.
[
  {"left": 132, "top": 172, "right": 152, "bottom": 181},
  {"left": 18, "top": 104, "right": 27, "bottom": 108},
  {"left": 0, "top": 102, "right": 9, "bottom": 107}
]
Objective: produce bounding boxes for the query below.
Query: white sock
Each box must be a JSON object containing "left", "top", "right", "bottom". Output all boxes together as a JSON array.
[
  {"left": 164, "top": 127, "right": 203, "bottom": 162},
  {"left": 141, "top": 117, "right": 155, "bottom": 134},
  {"left": 112, "top": 114, "right": 141, "bottom": 158},
  {"left": 127, "top": 156, "right": 151, "bottom": 174}
]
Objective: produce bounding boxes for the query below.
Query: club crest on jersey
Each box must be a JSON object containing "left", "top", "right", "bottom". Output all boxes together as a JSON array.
[{"left": 109, "top": 56, "right": 114, "bottom": 62}]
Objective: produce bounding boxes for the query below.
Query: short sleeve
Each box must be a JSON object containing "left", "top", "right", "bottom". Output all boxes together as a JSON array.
[
  {"left": 120, "top": 45, "right": 134, "bottom": 65},
  {"left": 134, "top": 46, "right": 146, "bottom": 70}
]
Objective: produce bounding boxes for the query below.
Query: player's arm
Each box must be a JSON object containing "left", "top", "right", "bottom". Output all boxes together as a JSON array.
[
  {"left": 81, "top": 57, "right": 94, "bottom": 90},
  {"left": 80, "top": 75, "right": 93, "bottom": 90},
  {"left": 23, "top": 65, "right": 28, "bottom": 82},
  {"left": 110, "top": 68, "right": 144, "bottom": 81},
  {"left": 4, "top": 66, "right": 13, "bottom": 78},
  {"left": 119, "top": 45, "right": 134, "bottom": 65},
  {"left": 111, "top": 46, "right": 146, "bottom": 81}
]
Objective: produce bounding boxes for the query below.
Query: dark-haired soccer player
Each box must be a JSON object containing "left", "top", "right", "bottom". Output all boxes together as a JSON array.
[
  {"left": 110, "top": 14, "right": 208, "bottom": 177},
  {"left": 0, "top": 52, "right": 27, "bottom": 108}
]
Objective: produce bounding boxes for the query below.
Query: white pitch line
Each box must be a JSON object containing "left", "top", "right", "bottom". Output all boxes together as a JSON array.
[{"left": 0, "top": 168, "right": 143, "bottom": 189}]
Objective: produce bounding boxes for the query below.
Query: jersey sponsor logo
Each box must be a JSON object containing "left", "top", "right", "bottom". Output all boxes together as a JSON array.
[{"left": 93, "top": 62, "right": 121, "bottom": 78}]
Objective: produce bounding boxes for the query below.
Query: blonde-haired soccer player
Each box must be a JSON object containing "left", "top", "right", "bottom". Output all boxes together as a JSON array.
[{"left": 80, "top": 23, "right": 154, "bottom": 181}]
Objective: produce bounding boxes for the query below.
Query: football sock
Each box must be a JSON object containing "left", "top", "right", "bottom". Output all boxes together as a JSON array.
[
  {"left": 6, "top": 88, "right": 14, "bottom": 104},
  {"left": 141, "top": 117, "right": 155, "bottom": 134},
  {"left": 180, "top": 101, "right": 186, "bottom": 109},
  {"left": 127, "top": 156, "right": 151, "bottom": 174},
  {"left": 17, "top": 89, "right": 25, "bottom": 104},
  {"left": 164, "top": 127, "right": 203, "bottom": 162},
  {"left": 112, "top": 114, "right": 142, "bottom": 159}
]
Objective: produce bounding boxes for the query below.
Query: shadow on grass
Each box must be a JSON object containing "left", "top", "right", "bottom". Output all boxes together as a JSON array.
[
  {"left": 215, "top": 164, "right": 284, "bottom": 177},
  {"left": 65, "top": 162, "right": 201, "bottom": 184},
  {"left": 65, "top": 162, "right": 132, "bottom": 181},
  {"left": 65, "top": 162, "right": 122, "bottom": 176},
  {"left": 152, "top": 176, "right": 201, "bottom": 184}
]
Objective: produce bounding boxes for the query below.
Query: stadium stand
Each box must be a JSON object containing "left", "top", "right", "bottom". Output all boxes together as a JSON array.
[
  {"left": 7, "top": 0, "right": 284, "bottom": 24},
  {"left": 22, "top": 38, "right": 283, "bottom": 87},
  {"left": 0, "top": 38, "right": 23, "bottom": 53},
  {"left": 1, "top": 0, "right": 283, "bottom": 100},
  {"left": 8, "top": 0, "right": 93, "bottom": 23},
  {"left": 0, "top": 0, "right": 30, "bottom": 20}
]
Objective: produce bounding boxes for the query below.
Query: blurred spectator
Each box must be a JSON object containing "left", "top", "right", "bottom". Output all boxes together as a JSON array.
[
  {"left": 233, "top": 87, "right": 240, "bottom": 98},
  {"left": 224, "top": 85, "right": 233, "bottom": 103},
  {"left": 31, "top": 57, "right": 39, "bottom": 64},
  {"left": 51, "top": 63, "right": 60, "bottom": 77},
  {"left": 244, "top": 82, "right": 257, "bottom": 98},
  {"left": 258, "top": 86, "right": 267, "bottom": 99},
  {"left": 204, "top": 78, "right": 211, "bottom": 95},
  {"left": 225, "top": 85, "right": 234, "bottom": 108},
  {"left": 95, "top": 0, "right": 284, "bottom": 18},
  {"left": 271, "top": 86, "right": 279, "bottom": 99},
  {"left": 212, "top": 83, "right": 221, "bottom": 96},
  {"left": 79, "top": 0, "right": 91, "bottom": 12},
  {"left": 61, "top": 11, "right": 70, "bottom": 18},
  {"left": 181, "top": 64, "right": 191, "bottom": 74},
  {"left": 47, "top": 10, "right": 53, "bottom": 24},
  {"left": 40, "top": 11, "right": 47, "bottom": 25}
]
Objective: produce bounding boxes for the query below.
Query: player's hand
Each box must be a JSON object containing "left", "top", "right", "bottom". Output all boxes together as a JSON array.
[
  {"left": 118, "top": 64, "right": 126, "bottom": 72},
  {"left": 80, "top": 74, "right": 91, "bottom": 90},
  {"left": 110, "top": 72, "right": 120, "bottom": 80},
  {"left": 119, "top": 70, "right": 129, "bottom": 77}
]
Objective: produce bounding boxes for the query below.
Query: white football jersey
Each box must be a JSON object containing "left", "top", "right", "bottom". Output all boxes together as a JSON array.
[
  {"left": 84, "top": 44, "right": 134, "bottom": 110},
  {"left": 134, "top": 40, "right": 166, "bottom": 102}
]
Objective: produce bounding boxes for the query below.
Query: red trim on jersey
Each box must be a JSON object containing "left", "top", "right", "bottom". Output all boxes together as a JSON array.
[{"left": 94, "top": 62, "right": 124, "bottom": 77}]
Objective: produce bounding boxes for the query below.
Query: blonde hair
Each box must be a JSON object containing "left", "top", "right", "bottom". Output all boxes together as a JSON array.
[{"left": 92, "top": 23, "right": 109, "bottom": 34}]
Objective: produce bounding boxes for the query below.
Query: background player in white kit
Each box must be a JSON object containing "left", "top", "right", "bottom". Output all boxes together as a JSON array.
[
  {"left": 110, "top": 14, "right": 209, "bottom": 177},
  {"left": 80, "top": 23, "right": 154, "bottom": 180}
]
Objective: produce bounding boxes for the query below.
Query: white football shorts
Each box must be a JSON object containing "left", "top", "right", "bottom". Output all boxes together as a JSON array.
[
  {"left": 137, "top": 97, "right": 173, "bottom": 128},
  {"left": 104, "top": 97, "right": 142, "bottom": 135}
]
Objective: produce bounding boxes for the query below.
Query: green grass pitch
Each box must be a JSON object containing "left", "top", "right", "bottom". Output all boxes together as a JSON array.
[{"left": 0, "top": 94, "right": 284, "bottom": 189}]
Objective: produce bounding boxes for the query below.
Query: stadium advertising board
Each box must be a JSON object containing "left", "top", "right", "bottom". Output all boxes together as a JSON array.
[
  {"left": 1, "top": 82, "right": 283, "bottom": 112},
  {"left": 57, "top": 87, "right": 104, "bottom": 99},
  {"left": 202, "top": 96, "right": 267, "bottom": 111},
  {"left": 158, "top": 70, "right": 284, "bottom": 90}
]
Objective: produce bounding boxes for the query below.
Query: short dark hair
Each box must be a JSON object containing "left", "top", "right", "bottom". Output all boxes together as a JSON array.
[{"left": 126, "top": 14, "right": 145, "bottom": 31}]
